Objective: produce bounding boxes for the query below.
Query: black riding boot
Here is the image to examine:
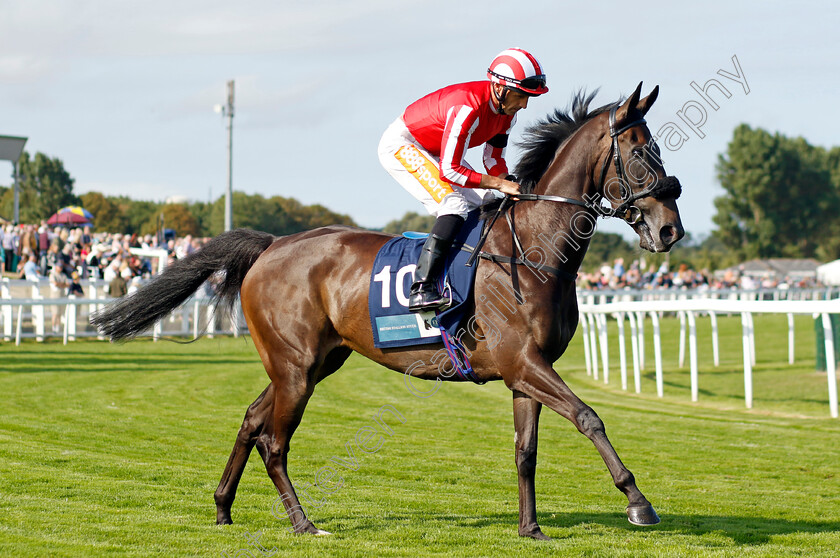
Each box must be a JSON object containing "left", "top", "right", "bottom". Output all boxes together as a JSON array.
[{"left": 408, "top": 214, "right": 464, "bottom": 313}]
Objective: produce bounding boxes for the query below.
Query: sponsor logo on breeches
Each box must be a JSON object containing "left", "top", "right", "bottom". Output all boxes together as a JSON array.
[{"left": 395, "top": 145, "right": 454, "bottom": 203}]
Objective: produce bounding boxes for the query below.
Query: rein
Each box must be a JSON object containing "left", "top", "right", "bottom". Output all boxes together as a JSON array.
[{"left": 465, "top": 105, "right": 682, "bottom": 279}]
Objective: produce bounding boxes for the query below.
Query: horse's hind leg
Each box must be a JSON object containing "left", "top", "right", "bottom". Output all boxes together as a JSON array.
[
  {"left": 255, "top": 346, "right": 352, "bottom": 535},
  {"left": 214, "top": 384, "right": 275, "bottom": 525}
]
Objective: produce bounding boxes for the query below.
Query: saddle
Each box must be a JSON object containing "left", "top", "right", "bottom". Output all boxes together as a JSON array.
[{"left": 368, "top": 211, "right": 483, "bottom": 350}]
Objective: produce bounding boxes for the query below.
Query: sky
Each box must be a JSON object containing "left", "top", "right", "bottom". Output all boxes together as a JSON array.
[{"left": 1, "top": 0, "right": 839, "bottom": 238}]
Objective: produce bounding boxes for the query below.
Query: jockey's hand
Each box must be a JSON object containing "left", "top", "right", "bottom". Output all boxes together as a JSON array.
[
  {"left": 481, "top": 174, "right": 520, "bottom": 199},
  {"left": 498, "top": 179, "right": 521, "bottom": 197}
]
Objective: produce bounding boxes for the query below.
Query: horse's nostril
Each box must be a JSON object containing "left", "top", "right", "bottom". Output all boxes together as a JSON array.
[{"left": 660, "top": 225, "right": 678, "bottom": 246}]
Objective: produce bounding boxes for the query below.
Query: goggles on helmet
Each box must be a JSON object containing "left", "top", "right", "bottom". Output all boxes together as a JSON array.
[{"left": 488, "top": 70, "right": 547, "bottom": 95}]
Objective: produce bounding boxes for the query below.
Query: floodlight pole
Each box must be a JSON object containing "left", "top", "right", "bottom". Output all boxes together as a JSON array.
[
  {"left": 224, "top": 80, "right": 235, "bottom": 232},
  {"left": 12, "top": 162, "right": 19, "bottom": 224},
  {"left": 0, "top": 135, "right": 27, "bottom": 224}
]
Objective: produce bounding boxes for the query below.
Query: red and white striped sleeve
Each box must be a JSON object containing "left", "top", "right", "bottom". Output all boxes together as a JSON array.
[
  {"left": 439, "top": 105, "right": 483, "bottom": 188},
  {"left": 483, "top": 115, "right": 515, "bottom": 177}
]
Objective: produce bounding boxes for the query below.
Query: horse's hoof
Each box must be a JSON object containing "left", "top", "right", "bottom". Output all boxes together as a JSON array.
[
  {"left": 297, "top": 524, "right": 332, "bottom": 536},
  {"left": 520, "top": 527, "right": 551, "bottom": 540},
  {"left": 314, "top": 529, "right": 332, "bottom": 536},
  {"left": 626, "top": 504, "right": 660, "bottom": 526}
]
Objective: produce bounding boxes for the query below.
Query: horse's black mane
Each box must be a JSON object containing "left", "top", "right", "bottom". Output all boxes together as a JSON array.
[{"left": 512, "top": 90, "right": 619, "bottom": 194}]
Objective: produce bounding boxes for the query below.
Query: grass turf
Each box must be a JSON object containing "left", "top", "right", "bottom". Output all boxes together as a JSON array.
[{"left": 1, "top": 314, "right": 839, "bottom": 557}]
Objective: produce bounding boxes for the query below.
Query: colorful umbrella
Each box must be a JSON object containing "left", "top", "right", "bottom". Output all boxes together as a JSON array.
[{"left": 46, "top": 206, "right": 95, "bottom": 226}]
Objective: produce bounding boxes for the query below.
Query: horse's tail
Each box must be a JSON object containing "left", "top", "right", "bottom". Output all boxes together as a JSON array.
[{"left": 91, "top": 228, "right": 275, "bottom": 341}]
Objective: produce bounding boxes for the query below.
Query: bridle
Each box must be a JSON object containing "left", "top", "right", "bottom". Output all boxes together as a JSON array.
[
  {"left": 517, "top": 105, "right": 675, "bottom": 224},
  {"left": 596, "top": 105, "right": 652, "bottom": 223},
  {"left": 464, "top": 105, "right": 682, "bottom": 275}
]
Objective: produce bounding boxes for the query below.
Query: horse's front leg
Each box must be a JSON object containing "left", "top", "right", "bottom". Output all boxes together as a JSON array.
[
  {"left": 512, "top": 390, "right": 550, "bottom": 539},
  {"left": 505, "top": 350, "right": 660, "bottom": 526}
]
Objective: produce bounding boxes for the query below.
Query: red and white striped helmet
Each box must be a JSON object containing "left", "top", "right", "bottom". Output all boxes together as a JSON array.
[{"left": 487, "top": 48, "right": 549, "bottom": 96}]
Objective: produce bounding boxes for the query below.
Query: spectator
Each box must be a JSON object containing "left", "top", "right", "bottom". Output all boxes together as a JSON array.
[
  {"left": 59, "top": 244, "right": 75, "bottom": 274},
  {"left": 86, "top": 245, "right": 105, "bottom": 279},
  {"left": 45, "top": 242, "right": 61, "bottom": 274},
  {"left": 67, "top": 271, "right": 84, "bottom": 297},
  {"left": 599, "top": 262, "right": 612, "bottom": 283},
  {"left": 38, "top": 225, "right": 50, "bottom": 275},
  {"left": 624, "top": 264, "right": 641, "bottom": 287},
  {"left": 103, "top": 257, "right": 122, "bottom": 283},
  {"left": 127, "top": 276, "right": 142, "bottom": 296},
  {"left": 18, "top": 225, "right": 37, "bottom": 262},
  {"left": 57, "top": 227, "right": 70, "bottom": 249},
  {"left": 673, "top": 263, "right": 689, "bottom": 287},
  {"left": 613, "top": 257, "right": 625, "bottom": 280},
  {"left": 175, "top": 235, "right": 195, "bottom": 259},
  {"left": 722, "top": 268, "right": 737, "bottom": 288},
  {"left": 109, "top": 271, "right": 128, "bottom": 298},
  {"left": 81, "top": 226, "right": 92, "bottom": 248},
  {"left": 739, "top": 266, "right": 757, "bottom": 290},
  {"left": 2, "top": 225, "right": 17, "bottom": 272},
  {"left": 49, "top": 264, "right": 69, "bottom": 333},
  {"left": 127, "top": 255, "right": 143, "bottom": 276},
  {"left": 118, "top": 261, "right": 133, "bottom": 282},
  {"left": 653, "top": 272, "right": 674, "bottom": 289},
  {"left": 66, "top": 227, "right": 78, "bottom": 250},
  {"left": 19, "top": 253, "right": 42, "bottom": 281}
]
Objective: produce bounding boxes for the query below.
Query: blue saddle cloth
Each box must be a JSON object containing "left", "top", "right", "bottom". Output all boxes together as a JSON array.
[{"left": 369, "top": 211, "right": 483, "bottom": 349}]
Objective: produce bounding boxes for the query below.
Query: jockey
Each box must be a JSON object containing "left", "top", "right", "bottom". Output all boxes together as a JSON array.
[{"left": 378, "top": 47, "right": 548, "bottom": 312}]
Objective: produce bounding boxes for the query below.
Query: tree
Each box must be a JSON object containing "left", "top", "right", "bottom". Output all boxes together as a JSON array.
[
  {"left": 187, "top": 200, "right": 214, "bottom": 237},
  {"left": 382, "top": 212, "right": 436, "bottom": 234},
  {"left": 816, "top": 145, "right": 840, "bottom": 261},
  {"left": 141, "top": 203, "right": 199, "bottom": 237},
  {"left": 207, "top": 193, "right": 285, "bottom": 236},
  {"left": 203, "top": 192, "right": 357, "bottom": 236},
  {"left": 713, "top": 124, "right": 838, "bottom": 259},
  {"left": 79, "top": 192, "right": 125, "bottom": 233},
  {"left": 827, "top": 146, "right": 840, "bottom": 190},
  {"left": 0, "top": 151, "right": 78, "bottom": 223},
  {"left": 272, "top": 196, "right": 355, "bottom": 233},
  {"left": 20, "top": 151, "right": 78, "bottom": 220},
  {"left": 110, "top": 196, "right": 160, "bottom": 236},
  {"left": 0, "top": 185, "right": 38, "bottom": 223},
  {"left": 297, "top": 203, "right": 356, "bottom": 230}
]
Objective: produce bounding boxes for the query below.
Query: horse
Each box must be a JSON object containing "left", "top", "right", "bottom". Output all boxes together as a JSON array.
[{"left": 91, "top": 83, "right": 684, "bottom": 540}]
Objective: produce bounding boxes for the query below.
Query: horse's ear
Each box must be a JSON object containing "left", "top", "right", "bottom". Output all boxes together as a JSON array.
[
  {"left": 615, "top": 82, "right": 644, "bottom": 123},
  {"left": 637, "top": 85, "right": 659, "bottom": 116}
]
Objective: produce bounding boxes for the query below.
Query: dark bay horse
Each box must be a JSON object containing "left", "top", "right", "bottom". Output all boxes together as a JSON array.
[{"left": 92, "top": 83, "right": 683, "bottom": 540}]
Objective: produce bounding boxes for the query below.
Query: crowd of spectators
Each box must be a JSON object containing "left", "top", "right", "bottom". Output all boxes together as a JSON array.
[
  {"left": 1, "top": 221, "right": 208, "bottom": 300},
  {"left": 1, "top": 221, "right": 211, "bottom": 333},
  {"left": 577, "top": 257, "right": 821, "bottom": 291},
  {"left": 578, "top": 258, "right": 713, "bottom": 290},
  {"left": 3, "top": 222, "right": 824, "bottom": 302}
]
